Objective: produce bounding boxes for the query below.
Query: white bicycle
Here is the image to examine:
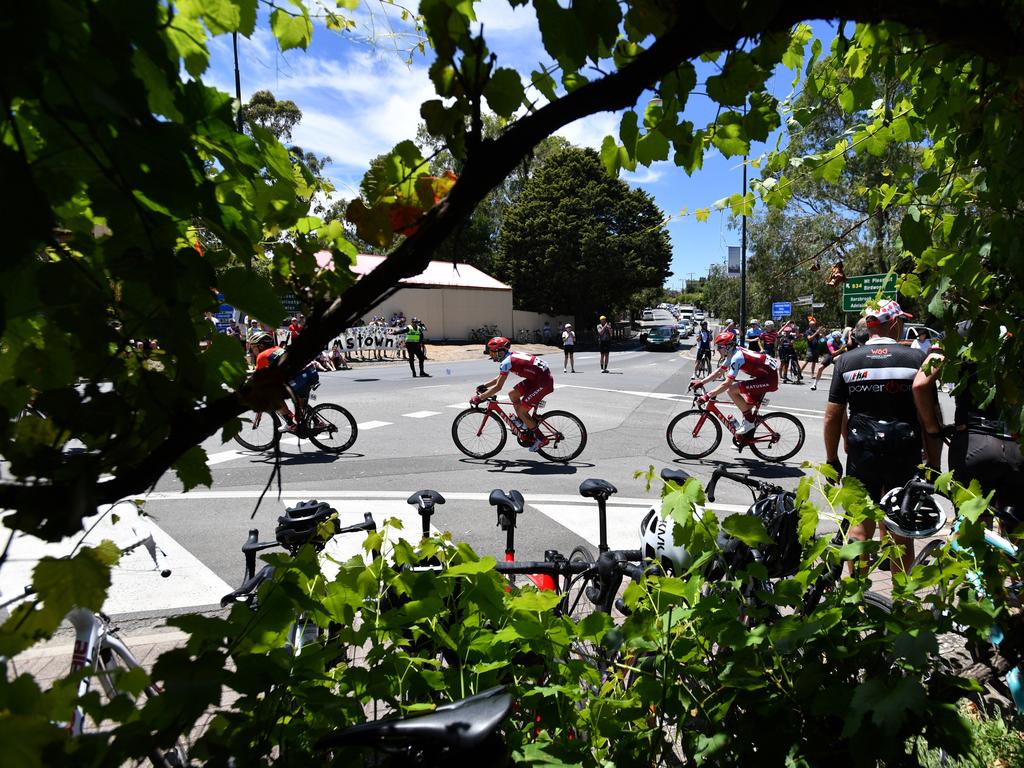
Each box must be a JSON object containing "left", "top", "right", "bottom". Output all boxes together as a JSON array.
[{"left": 1, "top": 535, "right": 186, "bottom": 766}]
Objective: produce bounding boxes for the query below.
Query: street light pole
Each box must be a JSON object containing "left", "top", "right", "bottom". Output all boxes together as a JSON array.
[{"left": 739, "top": 99, "right": 748, "bottom": 343}]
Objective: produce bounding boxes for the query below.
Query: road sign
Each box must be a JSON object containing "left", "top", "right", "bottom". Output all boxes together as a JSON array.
[
  {"left": 842, "top": 273, "right": 897, "bottom": 312},
  {"left": 811, "top": 302, "right": 825, "bottom": 309},
  {"left": 771, "top": 301, "right": 792, "bottom": 320},
  {"left": 795, "top": 294, "right": 813, "bottom": 307}
]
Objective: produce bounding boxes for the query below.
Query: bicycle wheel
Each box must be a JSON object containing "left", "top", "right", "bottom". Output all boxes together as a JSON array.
[
  {"left": 308, "top": 403, "right": 358, "bottom": 453},
  {"left": 749, "top": 412, "right": 805, "bottom": 462},
  {"left": 666, "top": 409, "right": 722, "bottom": 459},
  {"left": 233, "top": 410, "right": 280, "bottom": 451},
  {"left": 560, "top": 545, "right": 598, "bottom": 621},
  {"left": 451, "top": 408, "right": 507, "bottom": 459},
  {"left": 535, "top": 410, "right": 587, "bottom": 462},
  {"left": 695, "top": 355, "right": 711, "bottom": 378}
]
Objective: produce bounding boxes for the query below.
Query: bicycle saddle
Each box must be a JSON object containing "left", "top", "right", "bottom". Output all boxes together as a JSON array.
[
  {"left": 660, "top": 469, "right": 691, "bottom": 485},
  {"left": 407, "top": 489, "right": 446, "bottom": 509},
  {"left": 317, "top": 686, "right": 512, "bottom": 751},
  {"left": 579, "top": 478, "right": 617, "bottom": 500},
  {"left": 488, "top": 489, "right": 524, "bottom": 515},
  {"left": 220, "top": 564, "right": 276, "bottom": 607}
]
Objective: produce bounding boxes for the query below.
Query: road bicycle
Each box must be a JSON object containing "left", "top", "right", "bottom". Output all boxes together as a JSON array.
[
  {"left": 1, "top": 535, "right": 186, "bottom": 767},
  {"left": 666, "top": 382, "right": 805, "bottom": 462},
  {"left": 468, "top": 324, "right": 501, "bottom": 343},
  {"left": 694, "top": 349, "right": 713, "bottom": 378},
  {"left": 895, "top": 476, "right": 1024, "bottom": 716},
  {"left": 451, "top": 394, "right": 587, "bottom": 463},
  {"left": 514, "top": 328, "right": 541, "bottom": 344},
  {"left": 232, "top": 381, "right": 357, "bottom": 454}
]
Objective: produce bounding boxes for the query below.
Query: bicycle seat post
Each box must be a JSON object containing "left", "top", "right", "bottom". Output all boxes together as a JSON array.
[
  {"left": 407, "top": 490, "right": 446, "bottom": 542},
  {"left": 497, "top": 503, "right": 517, "bottom": 561},
  {"left": 579, "top": 479, "right": 618, "bottom": 554}
]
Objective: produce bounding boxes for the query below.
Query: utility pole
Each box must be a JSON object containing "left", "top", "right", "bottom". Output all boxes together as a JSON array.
[{"left": 739, "top": 100, "right": 748, "bottom": 339}]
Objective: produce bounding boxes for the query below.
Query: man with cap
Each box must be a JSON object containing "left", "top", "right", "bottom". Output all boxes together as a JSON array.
[
  {"left": 824, "top": 299, "right": 938, "bottom": 573},
  {"left": 403, "top": 317, "right": 430, "bottom": 377},
  {"left": 745, "top": 319, "right": 763, "bottom": 352},
  {"left": 597, "top": 315, "right": 612, "bottom": 372},
  {"left": 798, "top": 316, "right": 824, "bottom": 379}
]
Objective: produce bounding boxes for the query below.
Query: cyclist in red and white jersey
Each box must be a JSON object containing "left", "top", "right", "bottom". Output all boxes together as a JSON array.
[
  {"left": 690, "top": 331, "right": 779, "bottom": 433},
  {"left": 473, "top": 336, "right": 554, "bottom": 452}
]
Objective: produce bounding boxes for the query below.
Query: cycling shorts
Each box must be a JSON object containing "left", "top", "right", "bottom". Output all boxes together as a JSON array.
[
  {"left": 288, "top": 365, "right": 319, "bottom": 398},
  {"left": 805, "top": 348, "right": 820, "bottom": 363},
  {"left": 949, "top": 430, "right": 1024, "bottom": 511},
  {"left": 514, "top": 374, "right": 554, "bottom": 407},
  {"left": 846, "top": 418, "right": 921, "bottom": 502},
  {"left": 736, "top": 370, "right": 778, "bottom": 403},
  {"left": 821, "top": 353, "right": 834, "bottom": 367}
]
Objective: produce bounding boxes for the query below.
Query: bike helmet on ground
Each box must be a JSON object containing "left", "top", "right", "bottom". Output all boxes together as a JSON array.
[
  {"left": 638, "top": 508, "right": 691, "bottom": 575},
  {"left": 880, "top": 485, "right": 946, "bottom": 538},
  {"left": 485, "top": 336, "right": 511, "bottom": 359},
  {"left": 275, "top": 500, "right": 335, "bottom": 552}
]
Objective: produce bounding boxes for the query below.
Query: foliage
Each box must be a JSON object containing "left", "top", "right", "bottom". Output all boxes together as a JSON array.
[
  {"left": 495, "top": 147, "right": 671, "bottom": 322},
  {"left": 699, "top": 264, "right": 742, "bottom": 323},
  {"left": 240, "top": 90, "right": 303, "bottom": 142},
  {"left": 5, "top": 477, "right": 1020, "bottom": 765}
]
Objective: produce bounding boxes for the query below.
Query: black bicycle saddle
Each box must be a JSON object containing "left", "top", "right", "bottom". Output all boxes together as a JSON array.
[
  {"left": 660, "top": 469, "right": 692, "bottom": 485},
  {"left": 578, "top": 478, "right": 617, "bottom": 499},
  {"left": 488, "top": 489, "right": 524, "bottom": 515},
  {"left": 317, "top": 686, "right": 512, "bottom": 750},
  {"left": 407, "top": 489, "right": 446, "bottom": 508}
]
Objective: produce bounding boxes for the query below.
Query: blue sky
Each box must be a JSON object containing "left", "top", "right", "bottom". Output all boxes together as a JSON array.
[{"left": 204, "top": 2, "right": 836, "bottom": 289}]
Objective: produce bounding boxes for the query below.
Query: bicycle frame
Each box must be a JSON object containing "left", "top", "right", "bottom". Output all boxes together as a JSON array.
[
  {"left": 478, "top": 398, "right": 539, "bottom": 441},
  {"left": 692, "top": 392, "right": 775, "bottom": 445}
]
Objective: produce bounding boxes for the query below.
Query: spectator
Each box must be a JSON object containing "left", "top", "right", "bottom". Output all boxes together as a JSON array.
[
  {"left": 542, "top": 320, "right": 552, "bottom": 344},
  {"left": 597, "top": 315, "right": 612, "bottom": 372},
  {"left": 824, "top": 300, "right": 935, "bottom": 573},
  {"left": 761, "top": 320, "right": 778, "bottom": 356},
  {"left": 287, "top": 315, "right": 303, "bottom": 344},
  {"left": 777, "top": 322, "right": 800, "bottom": 383},
  {"left": 810, "top": 329, "right": 848, "bottom": 391},
  {"left": 330, "top": 339, "right": 350, "bottom": 370},
  {"left": 910, "top": 327, "right": 932, "bottom": 355},
  {"left": 313, "top": 352, "right": 335, "bottom": 372},
  {"left": 561, "top": 323, "right": 576, "bottom": 373},
  {"left": 745, "top": 319, "right": 763, "bottom": 352},
  {"left": 798, "top": 316, "right": 824, "bottom": 379},
  {"left": 403, "top": 317, "right": 430, "bottom": 377}
]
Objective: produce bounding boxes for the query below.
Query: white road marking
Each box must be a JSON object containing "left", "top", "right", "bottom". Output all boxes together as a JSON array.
[
  {"left": 414, "top": 384, "right": 450, "bottom": 390},
  {"left": 357, "top": 420, "right": 392, "bottom": 430},
  {"left": 402, "top": 411, "right": 442, "bottom": 419},
  {"left": 207, "top": 450, "right": 244, "bottom": 465},
  {"left": 447, "top": 403, "right": 468, "bottom": 409},
  {"left": 0, "top": 502, "right": 233, "bottom": 616}
]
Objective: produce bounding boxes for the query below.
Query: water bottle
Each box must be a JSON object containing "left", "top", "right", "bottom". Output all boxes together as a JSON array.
[
  {"left": 512, "top": 417, "right": 526, "bottom": 431},
  {"left": 726, "top": 414, "right": 739, "bottom": 432}
]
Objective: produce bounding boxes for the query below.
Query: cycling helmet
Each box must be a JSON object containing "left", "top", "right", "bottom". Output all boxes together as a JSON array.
[
  {"left": 714, "top": 492, "right": 801, "bottom": 578},
  {"left": 764, "top": 320, "right": 775, "bottom": 328},
  {"left": 639, "top": 508, "right": 691, "bottom": 575},
  {"left": 751, "top": 319, "right": 760, "bottom": 326},
  {"left": 831, "top": 329, "right": 843, "bottom": 338},
  {"left": 251, "top": 331, "right": 274, "bottom": 347},
  {"left": 486, "top": 336, "right": 511, "bottom": 360},
  {"left": 714, "top": 332, "right": 737, "bottom": 349},
  {"left": 275, "top": 500, "right": 335, "bottom": 552},
  {"left": 880, "top": 486, "right": 946, "bottom": 538},
  {"left": 599, "top": 315, "right": 607, "bottom": 321}
]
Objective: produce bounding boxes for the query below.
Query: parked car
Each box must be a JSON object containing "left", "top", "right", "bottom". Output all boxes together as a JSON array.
[
  {"left": 902, "top": 324, "right": 943, "bottom": 345},
  {"left": 646, "top": 325, "right": 679, "bottom": 350}
]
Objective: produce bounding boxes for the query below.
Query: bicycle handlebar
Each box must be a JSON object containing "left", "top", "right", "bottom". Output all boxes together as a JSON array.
[{"left": 706, "top": 468, "right": 785, "bottom": 503}]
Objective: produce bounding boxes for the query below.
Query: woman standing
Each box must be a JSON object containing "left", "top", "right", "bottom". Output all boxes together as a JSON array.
[{"left": 561, "top": 323, "right": 576, "bottom": 373}]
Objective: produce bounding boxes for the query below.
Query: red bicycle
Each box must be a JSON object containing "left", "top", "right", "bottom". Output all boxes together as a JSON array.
[
  {"left": 666, "top": 383, "right": 805, "bottom": 462},
  {"left": 451, "top": 395, "right": 587, "bottom": 462}
]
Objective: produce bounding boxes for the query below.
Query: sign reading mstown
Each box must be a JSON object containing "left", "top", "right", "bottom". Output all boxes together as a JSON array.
[{"left": 337, "top": 326, "right": 408, "bottom": 350}]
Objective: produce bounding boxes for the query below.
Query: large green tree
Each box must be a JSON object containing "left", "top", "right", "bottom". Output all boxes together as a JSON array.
[{"left": 495, "top": 146, "right": 671, "bottom": 323}]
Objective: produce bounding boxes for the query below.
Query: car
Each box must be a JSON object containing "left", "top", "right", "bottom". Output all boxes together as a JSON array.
[
  {"left": 646, "top": 325, "right": 680, "bottom": 350},
  {"left": 902, "top": 324, "right": 942, "bottom": 346},
  {"left": 677, "top": 321, "right": 693, "bottom": 338},
  {"left": 693, "top": 310, "right": 705, "bottom": 322}
]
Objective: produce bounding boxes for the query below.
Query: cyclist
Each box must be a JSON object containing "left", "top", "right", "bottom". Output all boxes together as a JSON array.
[
  {"left": 777, "top": 322, "right": 801, "bottom": 383},
  {"left": 252, "top": 332, "right": 320, "bottom": 433},
  {"left": 810, "top": 329, "right": 848, "bottom": 391},
  {"left": 694, "top": 320, "right": 713, "bottom": 373},
  {"left": 473, "top": 337, "right": 554, "bottom": 452},
  {"left": 690, "top": 331, "right": 779, "bottom": 434}
]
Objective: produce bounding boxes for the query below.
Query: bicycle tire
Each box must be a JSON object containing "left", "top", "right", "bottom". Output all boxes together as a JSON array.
[
  {"left": 535, "top": 410, "right": 587, "bottom": 462},
  {"left": 560, "top": 545, "right": 598, "bottom": 621},
  {"left": 451, "top": 408, "right": 507, "bottom": 459},
  {"left": 308, "top": 403, "right": 358, "bottom": 453},
  {"left": 695, "top": 355, "right": 711, "bottom": 378},
  {"left": 233, "top": 410, "right": 280, "bottom": 451},
  {"left": 749, "top": 412, "right": 805, "bottom": 462},
  {"left": 666, "top": 409, "right": 722, "bottom": 458}
]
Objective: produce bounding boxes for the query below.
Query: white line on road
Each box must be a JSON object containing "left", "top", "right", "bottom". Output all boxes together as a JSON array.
[
  {"left": 414, "top": 384, "right": 451, "bottom": 389},
  {"left": 357, "top": 420, "right": 392, "bottom": 430},
  {"left": 207, "top": 450, "right": 244, "bottom": 465},
  {"left": 402, "top": 411, "right": 442, "bottom": 419}
]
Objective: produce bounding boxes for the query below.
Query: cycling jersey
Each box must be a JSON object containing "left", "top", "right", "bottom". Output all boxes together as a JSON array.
[
  {"left": 255, "top": 345, "right": 319, "bottom": 397},
  {"left": 721, "top": 348, "right": 777, "bottom": 380},
  {"left": 499, "top": 351, "right": 551, "bottom": 380},
  {"left": 828, "top": 338, "right": 924, "bottom": 421},
  {"left": 255, "top": 346, "right": 285, "bottom": 370},
  {"left": 695, "top": 330, "right": 712, "bottom": 353}
]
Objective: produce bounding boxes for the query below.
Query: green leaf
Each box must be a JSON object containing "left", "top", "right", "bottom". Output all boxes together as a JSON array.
[
  {"left": 619, "top": 111, "right": 639, "bottom": 157},
  {"left": 900, "top": 212, "right": 932, "bottom": 257},
  {"left": 636, "top": 130, "right": 669, "bottom": 165},
  {"left": 34, "top": 547, "right": 114, "bottom": 613},
  {"left": 531, "top": 69, "right": 558, "bottom": 102},
  {"left": 218, "top": 267, "right": 285, "bottom": 327},
  {"left": 270, "top": 6, "right": 313, "bottom": 51},
  {"left": 484, "top": 68, "right": 525, "bottom": 118},
  {"left": 443, "top": 557, "right": 497, "bottom": 576},
  {"left": 172, "top": 445, "right": 213, "bottom": 491},
  {"left": 721, "top": 514, "right": 772, "bottom": 546},
  {"left": 600, "top": 135, "right": 621, "bottom": 175}
]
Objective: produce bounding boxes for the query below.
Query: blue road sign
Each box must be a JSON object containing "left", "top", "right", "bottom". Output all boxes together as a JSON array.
[{"left": 772, "top": 301, "right": 792, "bottom": 319}]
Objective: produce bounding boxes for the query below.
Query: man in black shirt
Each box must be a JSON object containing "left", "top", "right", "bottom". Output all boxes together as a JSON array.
[{"left": 824, "top": 300, "right": 938, "bottom": 572}]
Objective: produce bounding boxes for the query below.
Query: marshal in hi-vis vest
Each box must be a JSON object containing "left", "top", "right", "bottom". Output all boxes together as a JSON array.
[{"left": 405, "top": 325, "right": 422, "bottom": 343}]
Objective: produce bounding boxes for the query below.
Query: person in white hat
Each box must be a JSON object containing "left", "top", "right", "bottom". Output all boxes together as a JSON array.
[{"left": 561, "top": 323, "right": 576, "bottom": 373}]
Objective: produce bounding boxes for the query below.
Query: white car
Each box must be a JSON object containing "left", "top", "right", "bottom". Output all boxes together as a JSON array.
[{"left": 693, "top": 311, "right": 705, "bottom": 322}]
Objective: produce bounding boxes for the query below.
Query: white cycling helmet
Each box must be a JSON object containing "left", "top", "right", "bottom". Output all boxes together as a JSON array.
[
  {"left": 880, "top": 486, "right": 946, "bottom": 538},
  {"left": 639, "top": 508, "right": 691, "bottom": 575}
]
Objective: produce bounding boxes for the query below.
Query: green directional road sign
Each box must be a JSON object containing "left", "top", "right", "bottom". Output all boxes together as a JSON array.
[{"left": 842, "top": 273, "right": 898, "bottom": 312}]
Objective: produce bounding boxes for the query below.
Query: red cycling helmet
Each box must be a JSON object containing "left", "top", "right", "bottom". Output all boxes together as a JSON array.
[
  {"left": 714, "top": 332, "right": 737, "bottom": 348},
  {"left": 485, "top": 336, "right": 511, "bottom": 357}
]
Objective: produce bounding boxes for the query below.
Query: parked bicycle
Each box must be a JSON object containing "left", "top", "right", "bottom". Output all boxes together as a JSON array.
[
  {"left": 451, "top": 394, "right": 587, "bottom": 462},
  {"left": 666, "top": 381, "right": 804, "bottom": 462},
  {"left": 468, "top": 324, "right": 501, "bottom": 343},
  {"left": 892, "top": 476, "right": 1024, "bottom": 716},
  {"left": 0, "top": 535, "right": 186, "bottom": 767},
  {"left": 233, "top": 381, "right": 357, "bottom": 454}
]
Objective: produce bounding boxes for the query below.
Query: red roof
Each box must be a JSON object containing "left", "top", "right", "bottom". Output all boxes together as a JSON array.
[{"left": 315, "top": 252, "right": 510, "bottom": 291}]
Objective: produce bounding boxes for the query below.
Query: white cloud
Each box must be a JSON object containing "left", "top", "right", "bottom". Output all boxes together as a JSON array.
[
  {"left": 555, "top": 111, "right": 619, "bottom": 150},
  {"left": 622, "top": 165, "right": 665, "bottom": 185}
]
